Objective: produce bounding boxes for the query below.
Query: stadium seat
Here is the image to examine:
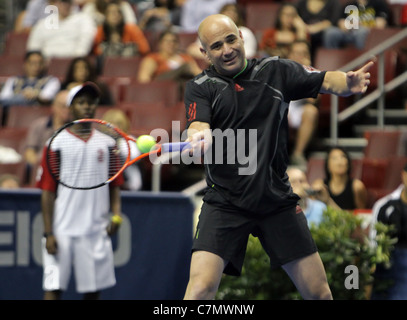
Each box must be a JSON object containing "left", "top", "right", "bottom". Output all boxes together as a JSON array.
[
  {"left": 119, "top": 101, "right": 185, "bottom": 137},
  {"left": 0, "top": 127, "right": 28, "bottom": 155},
  {"left": 121, "top": 80, "right": 181, "bottom": 107},
  {"left": 5, "top": 105, "right": 52, "bottom": 128},
  {"left": 2, "top": 31, "right": 29, "bottom": 57},
  {"left": 0, "top": 161, "right": 27, "bottom": 186},
  {"left": 102, "top": 56, "right": 142, "bottom": 78},
  {"left": 360, "top": 158, "right": 390, "bottom": 190},
  {"left": 364, "top": 28, "right": 404, "bottom": 50},
  {"left": 47, "top": 57, "right": 73, "bottom": 79},
  {"left": 245, "top": 2, "right": 281, "bottom": 32},
  {"left": 0, "top": 56, "right": 25, "bottom": 77},
  {"left": 363, "top": 130, "right": 401, "bottom": 160},
  {"left": 178, "top": 32, "right": 198, "bottom": 52}
]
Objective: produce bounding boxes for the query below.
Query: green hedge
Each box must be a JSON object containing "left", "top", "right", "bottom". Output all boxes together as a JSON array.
[{"left": 216, "top": 207, "right": 396, "bottom": 300}]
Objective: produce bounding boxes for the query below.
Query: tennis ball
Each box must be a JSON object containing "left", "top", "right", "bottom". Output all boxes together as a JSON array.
[{"left": 136, "top": 135, "right": 157, "bottom": 153}]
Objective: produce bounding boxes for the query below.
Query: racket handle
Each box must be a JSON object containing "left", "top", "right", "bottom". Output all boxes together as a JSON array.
[{"left": 161, "top": 141, "right": 192, "bottom": 153}]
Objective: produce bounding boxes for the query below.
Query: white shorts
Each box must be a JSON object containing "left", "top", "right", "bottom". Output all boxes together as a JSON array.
[{"left": 42, "top": 231, "right": 116, "bottom": 293}]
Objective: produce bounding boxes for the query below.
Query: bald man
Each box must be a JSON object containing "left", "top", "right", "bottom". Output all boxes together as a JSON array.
[{"left": 183, "top": 14, "right": 373, "bottom": 300}]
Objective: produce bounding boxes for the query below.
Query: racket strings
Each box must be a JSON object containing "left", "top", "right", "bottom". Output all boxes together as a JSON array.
[{"left": 47, "top": 122, "right": 128, "bottom": 189}]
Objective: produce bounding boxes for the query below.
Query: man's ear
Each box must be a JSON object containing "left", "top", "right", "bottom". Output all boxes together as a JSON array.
[{"left": 199, "top": 47, "right": 209, "bottom": 61}]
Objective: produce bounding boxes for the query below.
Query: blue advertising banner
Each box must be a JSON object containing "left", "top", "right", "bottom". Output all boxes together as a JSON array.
[{"left": 0, "top": 189, "right": 194, "bottom": 300}]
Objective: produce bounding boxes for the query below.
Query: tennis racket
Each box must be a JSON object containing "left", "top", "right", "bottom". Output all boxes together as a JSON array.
[{"left": 46, "top": 118, "right": 192, "bottom": 190}]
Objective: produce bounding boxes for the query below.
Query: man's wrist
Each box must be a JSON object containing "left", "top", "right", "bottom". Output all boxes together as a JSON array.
[{"left": 43, "top": 232, "right": 53, "bottom": 238}]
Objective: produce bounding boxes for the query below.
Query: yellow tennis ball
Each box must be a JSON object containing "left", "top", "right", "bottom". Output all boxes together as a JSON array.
[{"left": 136, "top": 135, "right": 157, "bottom": 153}]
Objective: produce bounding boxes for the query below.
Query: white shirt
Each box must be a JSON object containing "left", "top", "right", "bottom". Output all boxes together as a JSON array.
[
  {"left": 0, "top": 76, "right": 60, "bottom": 102},
  {"left": 180, "top": 0, "right": 236, "bottom": 33},
  {"left": 46, "top": 129, "right": 116, "bottom": 236},
  {"left": 27, "top": 11, "right": 97, "bottom": 59}
]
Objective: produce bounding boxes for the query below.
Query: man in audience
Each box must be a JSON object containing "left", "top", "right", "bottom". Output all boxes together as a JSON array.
[
  {"left": 324, "top": 0, "right": 391, "bottom": 49},
  {"left": 0, "top": 51, "right": 60, "bottom": 124},
  {"left": 26, "top": 0, "right": 97, "bottom": 59},
  {"left": 287, "top": 167, "right": 327, "bottom": 227}
]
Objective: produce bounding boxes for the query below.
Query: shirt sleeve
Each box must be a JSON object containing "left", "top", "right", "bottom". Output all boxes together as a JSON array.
[
  {"left": 279, "top": 59, "right": 326, "bottom": 103},
  {"left": 184, "top": 78, "right": 212, "bottom": 128},
  {"left": 39, "top": 77, "right": 61, "bottom": 101},
  {"left": 35, "top": 145, "right": 57, "bottom": 192}
]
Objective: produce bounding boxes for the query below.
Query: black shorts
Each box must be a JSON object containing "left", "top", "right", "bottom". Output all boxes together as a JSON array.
[{"left": 192, "top": 202, "right": 317, "bottom": 276}]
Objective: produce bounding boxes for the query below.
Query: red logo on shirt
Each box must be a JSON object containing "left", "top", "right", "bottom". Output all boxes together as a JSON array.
[
  {"left": 234, "top": 83, "right": 244, "bottom": 92},
  {"left": 97, "top": 149, "right": 104, "bottom": 162},
  {"left": 188, "top": 102, "right": 196, "bottom": 122}
]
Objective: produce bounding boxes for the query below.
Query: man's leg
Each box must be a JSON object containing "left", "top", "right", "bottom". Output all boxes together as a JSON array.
[
  {"left": 282, "top": 252, "right": 332, "bottom": 300},
  {"left": 184, "top": 250, "right": 227, "bottom": 300},
  {"left": 291, "top": 103, "right": 318, "bottom": 166}
]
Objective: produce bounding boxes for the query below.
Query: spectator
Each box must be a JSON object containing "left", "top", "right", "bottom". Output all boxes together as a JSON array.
[
  {"left": 324, "top": 0, "right": 391, "bottom": 49},
  {"left": 137, "top": 29, "right": 201, "bottom": 83},
  {"left": 312, "top": 146, "right": 368, "bottom": 210},
  {"left": 259, "top": 2, "right": 308, "bottom": 59},
  {"left": 82, "top": 0, "right": 137, "bottom": 26},
  {"left": 187, "top": 3, "right": 258, "bottom": 60},
  {"left": 287, "top": 40, "right": 319, "bottom": 167},
  {"left": 296, "top": 0, "right": 342, "bottom": 60},
  {"left": 102, "top": 108, "right": 143, "bottom": 191},
  {"left": 0, "top": 51, "right": 60, "bottom": 106},
  {"left": 137, "top": 0, "right": 183, "bottom": 32},
  {"left": 14, "top": 0, "right": 55, "bottom": 33},
  {"left": 23, "top": 90, "right": 70, "bottom": 169},
  {"left": 60, "top": 57, "right": 114, "bottom": 105},
  {"left": 370, "top": 162, "right": 407, "bottom": 299},
  {"left": 92, "top": 1, "right": 150, "bottom": 58},
  {"left": 287, "top": 167, "right": 327, "bottom": 227},
  {"left": 0, "top": 51, "right": 60, "bottom": 124},
  {"left": 0, "top": 174, "right": 21, "bottom": 189},
  {"left": 26, "top": 0, "right": 97, "bottom": 59},
  {"left": 179, "top": 0, "right": 236, "bottom": 33}
]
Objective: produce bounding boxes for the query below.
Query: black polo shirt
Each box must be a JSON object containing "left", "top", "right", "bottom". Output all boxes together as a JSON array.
[{"left": 184, "top": 57, "right": 326, "bottom": 215}]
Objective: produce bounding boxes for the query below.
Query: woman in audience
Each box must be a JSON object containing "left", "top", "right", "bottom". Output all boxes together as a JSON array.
[
  {"left": 137, "top": 29, "right": 201, "bottom": 83},
  {"left": 312, "top": 146, "right": 368, "bottom": 210},
  {"left": 259, "top": 2, "right": 308, "bottom": 59},
  {"left": 82, "top": 0, "right": 137, "bottom": 26},
  {"left": 92, "top": 1, "right": 150, "bottom": 58},
  {"left": 60, "top": 56, "right": 114, "bottom": 105}
]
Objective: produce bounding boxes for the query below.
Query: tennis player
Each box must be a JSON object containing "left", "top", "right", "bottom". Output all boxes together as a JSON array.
[
  {"left": 36, "top": 82, "right": 124, "bottom": 300},
  {"left": 183, "top": 14, "right": 373, "bottom": 300}
]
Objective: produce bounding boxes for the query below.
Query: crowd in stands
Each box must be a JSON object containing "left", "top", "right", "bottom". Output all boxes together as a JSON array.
[
  {"left": 0, "top": 0, "right": 406, "bottom": 206},
  {"left": 1, "top": 0, "right": 407, "bottom": 300}
]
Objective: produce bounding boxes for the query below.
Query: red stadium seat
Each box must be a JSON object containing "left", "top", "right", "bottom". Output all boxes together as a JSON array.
[
  {"left": 245, "top": 2, "right": 281, "bottom": 32},
  {"left": 363, "top": 130, "right": 401, "bottom": 160},
  {"left": 0, "top": 161, "right": 27, "bottom": 186},
  {"left": 121, "top": 80, "right": 181, "bottom": 107},
  {"left": 119, "top": 101, "right": 185, "bottom": 137},
  {"left": 47, "top": 57, "right": 73, "bottom": 78},
  {"left": 3, "top": 32, "right": 29, "bottom": 57},
  {"left": 5, "top": 105, "right": 52, "bottom": 128},
  {"left": 178, "top": 32, "right": 198, "bottom": 52},
  {"left": 0, "top": 56, "right": 25, "bottom": 77},
  {"left": 0, "top": 127, "right": 28, "bottom": 154},
  {"left": 102, "top": 56, "right": 142, "bottom": 78}
]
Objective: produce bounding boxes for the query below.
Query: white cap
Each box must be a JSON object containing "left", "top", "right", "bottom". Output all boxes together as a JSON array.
[{"left": 66, "top": 81, "right": 100, "bottom": 107}]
